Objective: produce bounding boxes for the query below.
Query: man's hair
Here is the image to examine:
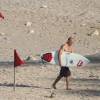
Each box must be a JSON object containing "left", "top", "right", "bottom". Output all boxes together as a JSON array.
[{"left": 68, "top": 37, "right": 73, "bottom": 41}]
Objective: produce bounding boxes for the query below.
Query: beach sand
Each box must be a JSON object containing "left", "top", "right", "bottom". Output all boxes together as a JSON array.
[
  {"left": 0, "top": 63, "right": 100, "bottom": 100},
  {"left": 0, "top": 0, "right": 100, "bottom": 100}
]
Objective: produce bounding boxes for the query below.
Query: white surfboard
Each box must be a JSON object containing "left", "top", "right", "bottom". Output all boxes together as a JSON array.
[{"left": 41, "top": 50, "right": 90, "bottom": 67}]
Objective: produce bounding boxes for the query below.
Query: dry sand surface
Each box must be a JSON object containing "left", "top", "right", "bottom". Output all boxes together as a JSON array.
[{"left": 0, "top": 0, "right": 100, "bottom": 100}]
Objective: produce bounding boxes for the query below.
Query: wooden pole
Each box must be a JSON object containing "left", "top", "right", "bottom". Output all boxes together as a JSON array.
[{"left": 13, "top": 65, "right": 16, "bottom": 91}]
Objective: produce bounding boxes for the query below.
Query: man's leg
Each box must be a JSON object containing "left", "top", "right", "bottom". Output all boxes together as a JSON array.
[
  {"left": 66, "top": 77, "right": 71, "bottom": 90},
  {"left": 66, "top": 77, "right": 69, "bottom": 90},
  {"left": 52, "top": 75, "right": 62, "bottom": 89}
]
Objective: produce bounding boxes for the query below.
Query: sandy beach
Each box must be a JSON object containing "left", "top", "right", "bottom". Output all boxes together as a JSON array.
[{"left": 0, "top": 0, "right": 100, "bottom": 100}]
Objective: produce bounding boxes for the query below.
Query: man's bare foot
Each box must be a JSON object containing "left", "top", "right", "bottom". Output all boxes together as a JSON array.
[
  {"left": 52, "top": 84, "right": 56, "bottom": 89},
  {"left": 66, "top": 88, "right": 72, "bottom": 90}
]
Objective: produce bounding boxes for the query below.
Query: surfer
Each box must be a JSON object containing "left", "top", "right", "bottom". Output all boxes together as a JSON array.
[{"left": 52, "top": 37, "right": 74, "bottom": 90}]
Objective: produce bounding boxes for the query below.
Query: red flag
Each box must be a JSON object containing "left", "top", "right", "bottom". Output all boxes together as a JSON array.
[
  {"left": 0, "top": 12, "right": 4, "bottom": 19},
  {"left": 14, "top": 49, "right": 25, "bottom": 67}
]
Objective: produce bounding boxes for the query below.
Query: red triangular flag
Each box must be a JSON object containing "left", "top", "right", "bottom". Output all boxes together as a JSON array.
[
  {"left": 0, "top": 12, "right": 4, "bottom": 19},
  {"left": 14, "top": 49, "right": 25, "bottom": 67}
]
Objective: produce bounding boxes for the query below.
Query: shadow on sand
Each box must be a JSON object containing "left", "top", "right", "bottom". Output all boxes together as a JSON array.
[
  {"left": 72, "top": 78, "right": 100, "bottom": 83},
  {"left": 0, "top": 83, "right": 51, "bottom": 89},
  {"left": 85, "top": 53, "right": 100, "bottom": 63},
  {"left": 0, "top": 78, "right": 100, "bottom": 96},
  {"left": 59, "top": 89, "right": 100, "bottom": 96},
  {"left": 0, "top": 60, "right": 44, "bottom": 68}
]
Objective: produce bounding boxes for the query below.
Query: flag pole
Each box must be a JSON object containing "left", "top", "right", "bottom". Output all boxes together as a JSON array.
[
  {"left": 13, "top": 64, "right": 16, "bottom": 91},
  {"left": 13, "top": 49, "right": 16, "bottom": 91},
  {"left": 14, "top": 49, "right": 16, "bottom": 91}
]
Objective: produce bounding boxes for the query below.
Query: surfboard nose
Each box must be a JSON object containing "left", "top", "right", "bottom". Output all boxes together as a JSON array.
[{"left": 41, "top": 53, "right": 52, "bottom": 62}]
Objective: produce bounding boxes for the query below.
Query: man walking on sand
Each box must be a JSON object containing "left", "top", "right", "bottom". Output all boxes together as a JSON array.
[{"left": 52, "top": 37, "right": 74, "bottom": 90}]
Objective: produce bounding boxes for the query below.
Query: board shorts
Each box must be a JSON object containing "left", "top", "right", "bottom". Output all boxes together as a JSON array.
[{"left": 59, "top": 66, "right": 71, "bottom": 77}]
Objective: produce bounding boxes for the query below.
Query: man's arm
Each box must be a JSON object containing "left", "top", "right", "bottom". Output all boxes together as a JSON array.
[
  {"left": 69, "top": 47, "right": 74, "bottom": 53},
  {"left": 71, "top": 47, "right": 74, "bottom": 53},
  {"left": 58, "top": 45, "right": 63, "bottom": 67},
  {"left": 63, "top": 44, "right": 74, "bottom": 53}
]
